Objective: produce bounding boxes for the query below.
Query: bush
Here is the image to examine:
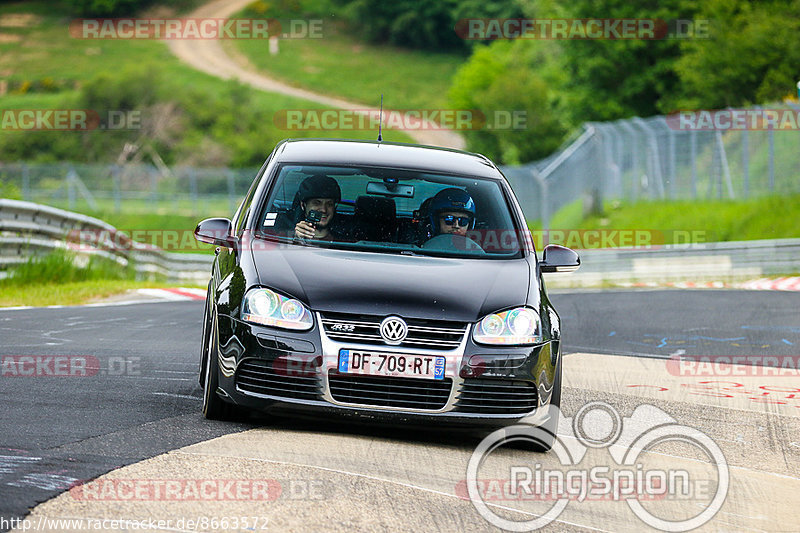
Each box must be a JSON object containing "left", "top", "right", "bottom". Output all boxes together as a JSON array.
[
  {"left": 64, "top": 0, "right": 153, "bottom": 17},
  {"left": 328, "top": 0, "right": 524, "bottom": 51},
  {"left": 0, "top": 179, "right": 22, "bottom": 200}
]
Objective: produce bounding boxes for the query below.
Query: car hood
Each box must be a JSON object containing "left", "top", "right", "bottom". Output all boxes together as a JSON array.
[{"left": 250, "top": 244, "right": 533, "bottom": 322}]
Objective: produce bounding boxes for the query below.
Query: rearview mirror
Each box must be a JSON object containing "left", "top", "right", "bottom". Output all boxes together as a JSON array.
[
  {"left": 366, "top": 181, "right": 415, "bottom": 198},
  {"left": 194, "top": 218, "right": 236, "bottom": 248},
  {"left": 540, "top": 244, "right": 580, "bottom": 273}
]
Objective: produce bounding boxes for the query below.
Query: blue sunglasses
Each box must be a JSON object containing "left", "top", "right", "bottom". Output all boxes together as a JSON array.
[{"left": 440, "top": 215, "right": 472, "bottom": 227}]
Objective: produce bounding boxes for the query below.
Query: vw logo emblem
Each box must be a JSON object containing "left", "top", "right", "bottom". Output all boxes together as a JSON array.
[{"left": 380, "top": 316, "right": 408, "bottom": 344}]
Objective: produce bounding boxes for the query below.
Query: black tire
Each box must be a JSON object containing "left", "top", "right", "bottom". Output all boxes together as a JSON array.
[
  {"left": 199, "top": 284, "right": 212, "bottom": 386},
  {"left": 202, "top": 308, "right": 235, "bottom": 421}
]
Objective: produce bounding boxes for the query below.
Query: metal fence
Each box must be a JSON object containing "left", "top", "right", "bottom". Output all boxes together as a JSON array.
[
  {"left": 0, "top": 162, "right": 259, "bottom": 217},
  {"left": 502, "top": 104, "right": 800, "bottom": 227},
  {"left": 1, "top": 104, "right": 798, "bottom": 223}
]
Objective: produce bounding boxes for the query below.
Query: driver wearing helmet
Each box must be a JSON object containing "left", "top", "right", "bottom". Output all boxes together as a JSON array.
[
  {"left": 293, "top": 175, "right": 344, "bottom": 241},
  {"left": 428, "top": 187, "right": 476, "bottom": 239}
]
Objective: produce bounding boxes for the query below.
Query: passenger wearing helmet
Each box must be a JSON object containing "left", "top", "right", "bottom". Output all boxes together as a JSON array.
[
  {"left": 293, "top": 175, "right": 344, "bottom": 241},
  {"left": 429, "top": 187, "right": 475, "bottom": 238}
]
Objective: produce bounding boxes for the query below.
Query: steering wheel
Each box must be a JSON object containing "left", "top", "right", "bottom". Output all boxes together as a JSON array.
[{"left": 420, "top": 233, "right": 485, "bottom": 254}]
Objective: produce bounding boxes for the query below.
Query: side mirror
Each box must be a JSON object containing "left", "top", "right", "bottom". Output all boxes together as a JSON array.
[
  {"left": 540, "top": 244, "right": 580, "bottom": 273},
  {"left": 194, "top": 218, "right": 236, "bottom": 248}
]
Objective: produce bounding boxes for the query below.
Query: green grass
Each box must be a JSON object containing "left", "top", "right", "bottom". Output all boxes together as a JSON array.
[
  {"left": 4, "top": 248, "right": 136, "bottom": 284},
  {"left": 15, "top": 191, "right": 238, "bottom": 220},
  {"left": 535, "top": 194, "right": 800, "bottom": 247},
  {"left": 0, "top": 248, "right": 202, "bottom": 306},
  {"left": 80, "top": 211, "right": 217, "bottom": 254},
  {"left": 230, "top": 15, "right": 465, "bottom": 111},
  {"left": 0, "top": 280, "right": 187, "bottom": 307},
  {"left": 89, "top": 211, "right": 204, "bottom": 232}
]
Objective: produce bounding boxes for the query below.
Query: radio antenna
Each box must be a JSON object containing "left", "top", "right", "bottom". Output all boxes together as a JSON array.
[{"left": 377, "top": 94, "right": 383, "bottom": 142}]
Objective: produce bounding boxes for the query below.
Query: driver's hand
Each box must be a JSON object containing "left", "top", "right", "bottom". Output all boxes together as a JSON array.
[{"left": 294, "top": 220, "right": 316, "bottom": 239}]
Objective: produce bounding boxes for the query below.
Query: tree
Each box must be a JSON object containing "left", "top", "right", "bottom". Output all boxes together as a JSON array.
[
  {"left": 329, "top": 0, "right": 524, "bottom": 51},
  {"left": 673, "top": 0, "right": 800, "bottom": 109},
  {"left": 449, "top": 40, "right": 568, "bottom": 163},
  {"left": 549, "top": 0, "right": 699, "bottom": 121},
  {"left": 449, "top": 0, "right": 709, "bottom": 162}
]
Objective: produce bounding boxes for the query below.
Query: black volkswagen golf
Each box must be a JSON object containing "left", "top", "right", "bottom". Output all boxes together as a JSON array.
[{"left": 195, "top": 139, "right": 579, "bottom": 450}]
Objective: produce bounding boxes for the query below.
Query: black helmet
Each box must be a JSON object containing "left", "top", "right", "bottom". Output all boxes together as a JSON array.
[{"left": 297, "top": 175, "right": 341, "bottom": 204}]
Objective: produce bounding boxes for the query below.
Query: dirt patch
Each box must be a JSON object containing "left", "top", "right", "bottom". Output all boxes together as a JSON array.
[
  {"left": 0, "top": 13, "right": 41, "bottom": 28},
  {"left": 0, "top": 33, "right": 22, "bottom": 43}
]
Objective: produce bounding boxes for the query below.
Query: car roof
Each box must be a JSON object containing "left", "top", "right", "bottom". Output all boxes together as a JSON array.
[{"left": 272, "top": 139, "right": 503, "bottom": 179}]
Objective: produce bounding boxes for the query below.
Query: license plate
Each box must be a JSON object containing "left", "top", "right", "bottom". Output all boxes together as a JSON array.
[{"left": 338, "top": 350, "right": 445, "bottom": 380}]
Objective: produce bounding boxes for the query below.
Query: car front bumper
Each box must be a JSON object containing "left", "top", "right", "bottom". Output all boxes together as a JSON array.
[{"left": 213, "top": 313, "right": 560, "bottom": 430}]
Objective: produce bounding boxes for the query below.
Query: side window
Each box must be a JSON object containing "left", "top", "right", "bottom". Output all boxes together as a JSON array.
[
  {"left": 234, "top": 151, "right": 275, "bottom": 235},
  {"left": 234, "top": 179, "right": 259, "bottom": 236}
]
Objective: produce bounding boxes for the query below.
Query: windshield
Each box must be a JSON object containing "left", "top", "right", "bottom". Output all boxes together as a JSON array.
[{"left": 256, "top": 164, "right": 525, "bottom": 259}]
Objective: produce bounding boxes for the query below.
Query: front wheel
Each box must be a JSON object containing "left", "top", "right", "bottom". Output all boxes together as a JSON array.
[{"left": 202, "top": 309, "right": 235, "bottom": 421}]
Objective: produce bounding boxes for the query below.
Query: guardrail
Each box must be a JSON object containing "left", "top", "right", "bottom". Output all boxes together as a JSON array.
[
  {"left": 3, "top": 199, "right": 797, "bottom": 288},
  {"left": 0, "top": 199, "right": 212, "bottom": 283},
  {"left": 546, "top": 238, "right": 800, "bottom": 287}
]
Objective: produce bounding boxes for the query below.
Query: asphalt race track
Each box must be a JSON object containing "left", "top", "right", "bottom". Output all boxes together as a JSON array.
[
  {"left": 0, "top": 302, "right": 252, "bottom": 529},
  {"left": 1, "top": 289, "right": 798, "bottom": 532}
]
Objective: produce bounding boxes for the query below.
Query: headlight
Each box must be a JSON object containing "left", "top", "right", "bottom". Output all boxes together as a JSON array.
[
  {"left": 473, "top": 307, "right": 542, "bottom": 345},
  {"left": 241, "top": 288, "right": 313, "bottom": 331}
]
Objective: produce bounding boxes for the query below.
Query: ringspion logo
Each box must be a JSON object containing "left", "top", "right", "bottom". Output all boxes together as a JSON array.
[{"left": 467, "top": 402, "right": 728, "bottom": 531}]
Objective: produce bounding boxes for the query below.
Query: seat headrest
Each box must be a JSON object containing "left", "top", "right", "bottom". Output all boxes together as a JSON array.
[{"left": 355, "top": 196, "right": 396, "bottom": 222}]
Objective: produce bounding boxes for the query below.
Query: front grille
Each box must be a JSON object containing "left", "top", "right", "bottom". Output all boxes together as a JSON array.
[
  {"left": 454, "top": 379, "right": 538, "bottom": 414},
  {"left": 236, "top": 359, "right": 320, "bottom": 400},
  {"left": 321, "top": 312, "right": 467, "bottom": 350},
  {"left": 328, "top": 372, "right": 452, "bottom": 410}
]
